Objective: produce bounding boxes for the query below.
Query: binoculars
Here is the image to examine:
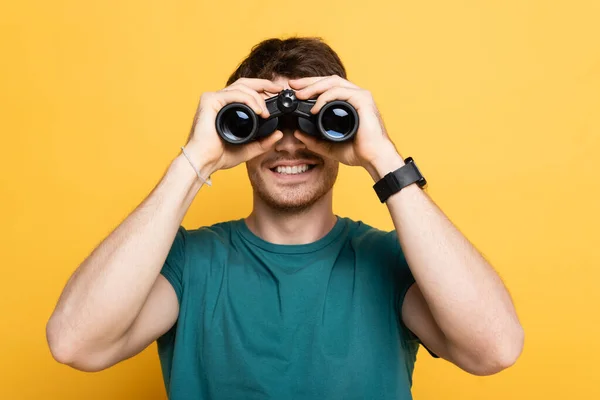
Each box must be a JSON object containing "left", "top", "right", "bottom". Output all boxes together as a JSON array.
[{"left": 215, "top": 89, "right": 359, "bottom": 144}]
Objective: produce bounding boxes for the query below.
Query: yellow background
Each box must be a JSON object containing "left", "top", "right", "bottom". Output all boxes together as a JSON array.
[{"left": 1, "top": 0, "right": 598, "bottom": 398}]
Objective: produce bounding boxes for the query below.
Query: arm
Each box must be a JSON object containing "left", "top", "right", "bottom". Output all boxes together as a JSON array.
[
  {"left": 46, "top": 78, "right": 285, "bottom": 372},
  {"left": 288, "top": 75, "right": 524, "bottom": 376},
  {"left": 369, "top": 154, "right": 524, "bottom": 376},
  {"left": 46, "top": 150, "right": 210, "bottom": 372}
]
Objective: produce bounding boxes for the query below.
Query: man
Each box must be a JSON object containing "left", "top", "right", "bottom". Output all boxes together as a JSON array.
[{"left": 46, "top": 37, "right": 524, "bottom": 399}]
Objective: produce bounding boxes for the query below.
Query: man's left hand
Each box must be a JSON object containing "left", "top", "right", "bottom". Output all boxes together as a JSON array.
[{"left": 290, "top": 75, "right": 404, "bottom": 177}]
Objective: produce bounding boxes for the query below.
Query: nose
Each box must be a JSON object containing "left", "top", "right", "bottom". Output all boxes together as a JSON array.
[{"left": 274, "top": 129, "right": 306, "bottom": 153}]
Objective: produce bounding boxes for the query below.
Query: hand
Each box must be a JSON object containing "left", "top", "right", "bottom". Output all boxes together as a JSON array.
[
  {"left": 184, "top": 78, "right": 285, "bottom": 174},
  {"left": 290, "top": 75, "right": 404, "bottom": 177}
]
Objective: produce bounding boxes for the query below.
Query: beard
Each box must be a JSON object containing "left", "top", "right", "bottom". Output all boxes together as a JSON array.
[{"left": 246, "top": 158, "right": 339, "bottom": 214}]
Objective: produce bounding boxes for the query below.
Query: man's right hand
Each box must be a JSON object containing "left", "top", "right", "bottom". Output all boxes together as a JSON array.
[{"left": 184, "top": 78, "right": 285, "bottom": 174}]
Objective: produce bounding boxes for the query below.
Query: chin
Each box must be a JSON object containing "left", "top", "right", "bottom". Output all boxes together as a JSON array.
[
  {"left": 247, "top": 161, "right": 339, "bottom": 213},
  {"left": 259, "top": 187, "right": 327, "bottom": 212}
]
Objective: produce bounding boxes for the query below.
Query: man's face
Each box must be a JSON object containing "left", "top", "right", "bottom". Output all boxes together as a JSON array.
[{"left": 245, "top": 76, "right": 339, "bottom": 213}]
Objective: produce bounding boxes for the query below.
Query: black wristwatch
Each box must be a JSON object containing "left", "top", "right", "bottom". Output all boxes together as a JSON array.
[{"left": 373, "top": 157, "right": 427, "bottom": 203}]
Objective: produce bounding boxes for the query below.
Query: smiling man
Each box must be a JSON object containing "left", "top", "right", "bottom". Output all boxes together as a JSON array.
[{"left": 47, "top": 37, "right": 524, "bottom": 399}]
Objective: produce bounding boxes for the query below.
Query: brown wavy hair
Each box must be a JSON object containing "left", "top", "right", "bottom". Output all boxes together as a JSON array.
[{"left": 226, "top": 37, "right": 347, "bottom": 85}]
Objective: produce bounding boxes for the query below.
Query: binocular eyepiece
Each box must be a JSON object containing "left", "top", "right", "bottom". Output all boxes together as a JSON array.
[{"left": 216, "top": 89, "right": 359, "bottom": 145}]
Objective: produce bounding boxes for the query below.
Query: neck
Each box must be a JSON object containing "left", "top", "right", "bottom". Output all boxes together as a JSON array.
[{"left": 245, "top": 191, "right": 337, "bottom": 245}]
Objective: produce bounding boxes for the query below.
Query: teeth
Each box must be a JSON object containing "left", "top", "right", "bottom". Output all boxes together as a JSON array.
[{"left": 275, "top": 164, "right": 310, "bottom": 175}]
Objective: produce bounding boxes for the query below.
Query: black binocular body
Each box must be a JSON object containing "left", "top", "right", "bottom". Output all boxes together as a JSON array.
[{"left": 215, "top": 89, "right": 359, "bottom": 144}]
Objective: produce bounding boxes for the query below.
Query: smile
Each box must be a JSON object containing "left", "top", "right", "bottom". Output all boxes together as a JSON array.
[{"left": 272, "top": 164, "right": 317, "bottom": 175}]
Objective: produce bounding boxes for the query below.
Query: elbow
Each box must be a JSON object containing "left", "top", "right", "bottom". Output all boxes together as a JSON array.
[
  {"left": 470, "top": 324, "right": 525, "bottom": 376},
  {"left": 46, "top": 316, "right": 75, "bottom": 366},
  {"left": 46, "top": 317, "right": 109, "bottom": 373}
]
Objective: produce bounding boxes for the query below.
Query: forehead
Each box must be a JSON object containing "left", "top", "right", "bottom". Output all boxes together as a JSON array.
[{"left": 271, "top": 76, "right": 290, "bottom": 87}]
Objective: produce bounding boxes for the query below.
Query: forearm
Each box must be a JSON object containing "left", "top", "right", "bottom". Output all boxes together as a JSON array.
[
  {"left": 367, "top": 153, "right": 523, "bottom": 360},
  {"left": 47, "top": 145, "right": 213, "bottom": 358}
]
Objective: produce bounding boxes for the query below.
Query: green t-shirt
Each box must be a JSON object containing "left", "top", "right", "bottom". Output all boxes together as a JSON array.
[{"left": 157, "top": 216, "right": 420, "bottom": 400}]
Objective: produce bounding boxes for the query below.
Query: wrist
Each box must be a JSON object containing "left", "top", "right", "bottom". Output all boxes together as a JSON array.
[
  {"left": 170, "top": 154, "right": 204, "bottom": 193},
  {"left": 171, "top": 143, "right": 218, "bottom": 190},
  {"left": 366, "top": 150, "right": 405, "bottom": 182},
  {"left": 181, "top": 140, "right": 220, "bottom": 178}
]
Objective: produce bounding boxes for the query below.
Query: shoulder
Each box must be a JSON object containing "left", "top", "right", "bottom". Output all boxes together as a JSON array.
[
  {"left": 343, "top": 218, "right": 399, "bottom": 248},
  {"left": 341, "top": 217, "right": 403, "bottom": 261},
  {"left": 173, "top": 220, "right": 240, "bottom": 276},
  {"left": 181, "top": 219, "right": 240, "bottom": 246}
]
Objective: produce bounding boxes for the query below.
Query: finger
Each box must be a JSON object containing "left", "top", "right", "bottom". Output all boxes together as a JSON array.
[
  {"left": 293, "top": 131, "right": 336, "bottom": 160},
  {"left": 223, "top": 85, "right": 269, "bottom": 118},
  {"left": 230, "top": 78, "right": 284, "bottom": 94},
  {"left": 294, "top": 76, "right": 358, "bottom": 100},
  {"left": 243, "top": 131, "right": 284, "bottom": 160},
  {"left": 288, "top": 76, "right": 327, "bottom": 90},
  {"left": 311, "top": 87, "right": 364, "bottom": 114},
  {"left": 213, "top": 89, "right": 263, "bottom": 115}
]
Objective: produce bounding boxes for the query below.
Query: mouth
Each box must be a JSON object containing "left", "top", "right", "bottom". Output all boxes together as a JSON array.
[
  {"left": 266, "top": 159, "right": 321, "bottom": 181},
  {"left": 269, "top": 163, "right": 318, "bottom": 175}
]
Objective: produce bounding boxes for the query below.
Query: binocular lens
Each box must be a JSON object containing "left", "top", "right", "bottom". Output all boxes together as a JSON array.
[
  {"left": 219, "top": 108, "right": 255, "bottom": 142},
  {"left": 321, "top": 104, "right": 356, "bottom": 140}
]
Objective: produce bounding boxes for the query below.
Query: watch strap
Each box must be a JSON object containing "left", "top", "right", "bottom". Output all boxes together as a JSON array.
[{"left": 373, "top": 157, "right": 426, "bottom": 203}]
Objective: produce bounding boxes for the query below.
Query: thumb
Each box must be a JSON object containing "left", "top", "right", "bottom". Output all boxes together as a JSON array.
[
  {"left": 243, "top": 131, "right": 284, "bottom": 160},
  {"left": 294, "top": 131, "right": 334, "bottom": 159}
]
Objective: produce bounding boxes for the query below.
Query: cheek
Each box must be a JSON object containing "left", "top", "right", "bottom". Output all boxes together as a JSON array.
[
  {"left": 245, "top": 160, "right": 262, "bottom": 182},
  {"left": 246, "top": 155, "right": 266, "bottom": 172},
  {"left": 323, "top": 159, "right": 339, "bottom": 172},
  {"left": 246, "top": 160, "right": 257, "bottom": 171}
]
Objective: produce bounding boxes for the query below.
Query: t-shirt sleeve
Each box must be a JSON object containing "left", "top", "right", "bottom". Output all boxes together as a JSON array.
[
  {"left": 389, "top": 229, "right": 440, "bottom": 358},
  {"left": 387, "top": 230, "right": 417, "bottom": 342},
  {"left": 160, "top": 225, "right": 188, "bottom": 304}
]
